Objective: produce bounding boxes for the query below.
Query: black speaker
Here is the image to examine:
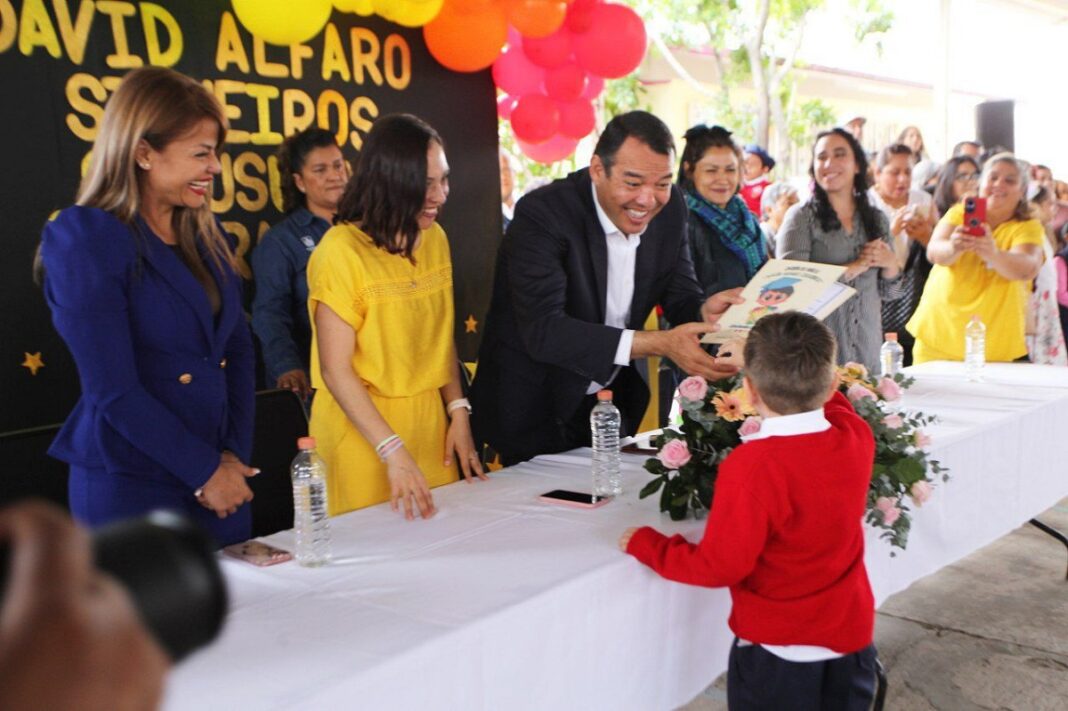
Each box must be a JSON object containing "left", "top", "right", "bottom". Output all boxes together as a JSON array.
[{"left": 976, "top": 100, "right": 1014, "bottom": 153}]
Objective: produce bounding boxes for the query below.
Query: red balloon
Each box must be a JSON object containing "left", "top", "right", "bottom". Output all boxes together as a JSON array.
[
  {"left": 505, "top": 0, "right": 568, "bottom": 39},
  {"left": 518, "top": 134, "right": 579, "bottom": 164},
  {"left": 581, "top": 74, "right": 605, "bottom": 100},
  {"left": 544, "top": 62, "right": 587, "bottom": 102},
  {"left": 556, "top": 98, "right": 596, "bottom": 139},
  {"left": 565, "top": 0, "right": 600, "bottom": 33},
  {"left": 522, "top": 26, "right": 572, "bottom": 69},
  {"left": 492, "top": 45, "right": 546, "bottom": 97},
  {"left": 511, "top": 94, "right": 560, "bottom": 144},
  {"left": 497, "top": 94, "right": 518, "bottom": 120},
  {"left": 424, "top": 2, "right": 507, "bottom": 73},
  {"left": 573, "top": 3, "right": 646, "bottom": 78}
]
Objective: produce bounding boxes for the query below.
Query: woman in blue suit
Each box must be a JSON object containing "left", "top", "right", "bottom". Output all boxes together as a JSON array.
[{"left": 37, "top": 67, "right": 257, "bottom": 546}]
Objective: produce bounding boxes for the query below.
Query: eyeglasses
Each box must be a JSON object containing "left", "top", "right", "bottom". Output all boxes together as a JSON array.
[{"left": 954, "top": 173, "right": 979, "bottom": 183}]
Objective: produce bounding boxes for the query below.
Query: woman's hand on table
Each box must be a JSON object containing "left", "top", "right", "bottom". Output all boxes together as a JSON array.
[
  {"left": 386, "top": 448, "right": 436, "bottom": 520},
  {"left": 444, "top": 409, "right": 488, "bottom": 483},
  {"left": 198, "top": 460, "right": 258, "bottom": 518},
  {"left": 619, "top": 527, "right": 639, "bottom": 552}
]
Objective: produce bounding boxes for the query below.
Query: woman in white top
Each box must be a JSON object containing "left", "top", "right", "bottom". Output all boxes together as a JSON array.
[{"left": 866, "top": 144, "right": 935, "bottom": 363}]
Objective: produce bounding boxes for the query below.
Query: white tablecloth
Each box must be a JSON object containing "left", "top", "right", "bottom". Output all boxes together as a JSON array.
[{"left": 164, "top": 362, "right": 1068, "bottom": 711}]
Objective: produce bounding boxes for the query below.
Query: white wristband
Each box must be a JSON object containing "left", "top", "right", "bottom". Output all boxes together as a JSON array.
[{"left": 446, "top": 397, "right": 471, "bottom": 416}]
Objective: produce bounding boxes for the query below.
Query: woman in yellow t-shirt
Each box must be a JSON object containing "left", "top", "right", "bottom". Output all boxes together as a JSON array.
[
  {"left": 907, "top": 153, "right": 1044, "bottom": 363},
  {"left": 307, "top": 114, "right": 486, "bottom": 519}
]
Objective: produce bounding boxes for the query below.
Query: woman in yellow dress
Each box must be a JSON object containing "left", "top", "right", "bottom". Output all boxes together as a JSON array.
[
  {"left": 307, "top": 114, "right": 486, "bottom": 519},
  {"left": 907, "top": 153, "right": 1044, "bottom": 363}
]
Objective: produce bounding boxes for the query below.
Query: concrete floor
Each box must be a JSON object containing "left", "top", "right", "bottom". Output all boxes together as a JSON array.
[{"left": 680, "top": 498, "right": 1068, "bottom": 711}]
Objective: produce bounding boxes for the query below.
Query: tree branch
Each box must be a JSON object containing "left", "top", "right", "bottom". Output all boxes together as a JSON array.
[{"left": 646, "top": 23, "right": 717, "bottom": 98}]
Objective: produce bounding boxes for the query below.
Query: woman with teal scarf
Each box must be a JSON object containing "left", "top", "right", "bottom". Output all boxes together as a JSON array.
[{"left": 678, "top": 125, "right": 767, "bottom": 299}]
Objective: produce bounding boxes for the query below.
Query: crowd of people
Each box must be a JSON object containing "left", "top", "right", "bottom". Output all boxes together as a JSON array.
[{"left": 22, "top": 63, "right": 1068, "bottom": 708}]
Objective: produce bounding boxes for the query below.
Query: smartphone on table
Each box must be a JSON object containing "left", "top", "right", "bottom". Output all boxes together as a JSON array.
[
  {"left": 223, "top": 541, "right": 293, "bottom": 566},
  {"left": 962, "top": 196, "right": 987, "bottom": 236},
  {"left": 539, "top": 489, "right": 612, "bottom": 509}
]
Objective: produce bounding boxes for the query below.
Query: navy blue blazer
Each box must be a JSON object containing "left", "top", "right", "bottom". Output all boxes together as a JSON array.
[{"left": 40, "top": 206, "right": 255, "bottom": 492}]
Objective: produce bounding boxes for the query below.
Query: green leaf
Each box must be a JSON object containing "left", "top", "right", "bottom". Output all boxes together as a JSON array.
[{"left": 639, "top": 477, "right": 664, "bottom": 499}]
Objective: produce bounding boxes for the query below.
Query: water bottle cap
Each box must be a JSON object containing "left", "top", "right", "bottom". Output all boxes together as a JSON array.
[
  {"left": 596, "top": 389, "right": 613, "bottom": 401},
  {"left": 297, "top": 436, "right": 316, "bottom": 449},
  {"left": 884, "top": 332, "right": 898, "bottom": 342}
]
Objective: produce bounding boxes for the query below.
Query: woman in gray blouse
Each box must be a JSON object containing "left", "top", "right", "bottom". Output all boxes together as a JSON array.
[{"left": 777, "top": 128, "right": 900, "bottom": 371}]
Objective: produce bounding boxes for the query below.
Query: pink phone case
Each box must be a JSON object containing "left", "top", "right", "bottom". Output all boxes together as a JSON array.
[
  {"left": 223, "top": 541, "right": 293, "bottom": 566},
  {"left": 538, "top": 491, "right": 612, "bottom": 509}
]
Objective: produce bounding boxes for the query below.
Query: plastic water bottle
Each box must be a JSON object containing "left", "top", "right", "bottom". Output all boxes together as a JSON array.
[
  {"left": 291, "top": 437, "right": 331, "bottom": 567},
  {"left": 590, "top": 389, "right": 622, "bottom": 498},
  {"left": 880, "top": 332, "right": 904, "bottom": 378},
  {"left": 965, "top": 315, "right": 986, "bottom": 382}
]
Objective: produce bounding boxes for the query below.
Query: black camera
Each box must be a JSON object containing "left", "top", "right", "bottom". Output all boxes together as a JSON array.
[{"left": 0, "top": 511, "right": 228, "bottom": 662}]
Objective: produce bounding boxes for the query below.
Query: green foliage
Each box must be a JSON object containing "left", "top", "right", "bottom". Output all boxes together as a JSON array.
[
  {"left": 624, "top": 0, "right": 893, "bottom": 159},
  {"left": 602, "top": 73, "right": 651, "bottom": 118},
  {"left": 838, "top": 365, "right": 949, "bottom": 552},
  {"left": 787, "top": 98, "right": 836, "bottom": 146}
]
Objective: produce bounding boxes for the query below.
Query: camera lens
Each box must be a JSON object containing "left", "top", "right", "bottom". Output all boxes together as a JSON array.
[{"left": 0, "top": 510, "right": 227, "bottom": 662}]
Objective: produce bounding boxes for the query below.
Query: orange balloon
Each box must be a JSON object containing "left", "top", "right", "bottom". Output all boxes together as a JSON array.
[
  {"left": 424, "top": 1, "right": 507, "bottom": 72},
  {"left": 505, "top": 0, "right": 567, "bottom": 39}
]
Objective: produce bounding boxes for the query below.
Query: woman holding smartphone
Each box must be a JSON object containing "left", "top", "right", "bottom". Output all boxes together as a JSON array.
[
  {"left": 776, "top": 128, "right": 900, "bottom": 372},
  {"left": 907, "top": 153, "right": 1044, "bottom": 363},
  {"left": 307, "top": 114, "right": 486, "bottom": 520}
]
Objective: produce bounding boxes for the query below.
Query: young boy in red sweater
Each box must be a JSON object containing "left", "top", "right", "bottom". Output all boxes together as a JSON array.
[{"left": 620, "top": 312, "right": 878, "bottom": 710}]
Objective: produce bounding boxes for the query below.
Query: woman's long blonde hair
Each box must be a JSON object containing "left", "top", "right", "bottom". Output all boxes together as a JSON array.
[{"left": 78, "top": 66, "right": 234, "bottom": 275}]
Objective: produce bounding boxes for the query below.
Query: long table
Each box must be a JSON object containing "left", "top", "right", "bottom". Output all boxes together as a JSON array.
[{"left": 163, "top": 362, "right": 1068, "bottom": 710}]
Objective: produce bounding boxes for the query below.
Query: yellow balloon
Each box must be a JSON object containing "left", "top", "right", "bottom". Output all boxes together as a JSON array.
[
  {"left": 334, "top": 0, "right": 374, "bottom": 14},
  {"left": 232, "top": 0, "right": 333, "bottom": 45},
  {"left": 374, "top": 0, "right": 444, "bottom": 27}
]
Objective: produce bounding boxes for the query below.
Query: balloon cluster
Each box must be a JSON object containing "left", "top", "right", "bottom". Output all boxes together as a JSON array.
[
  {"left": 231, "top": 0, "right": 647, "bottom": 165},
  {"left": 232, "top": 0, "right": 447, "bottom": 46},
  {"left": 435, "top": 0, "right": 647, "bottom": 164}
]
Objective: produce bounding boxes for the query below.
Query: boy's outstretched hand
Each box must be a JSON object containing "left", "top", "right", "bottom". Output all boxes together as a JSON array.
[{"left": 619, "top": 527, "right": 639, "bottom": 552}]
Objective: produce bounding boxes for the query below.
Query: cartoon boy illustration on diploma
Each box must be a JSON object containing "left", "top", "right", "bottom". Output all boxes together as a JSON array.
[{"left": 747, "top": 276, "right": 800, "bottom": 325}]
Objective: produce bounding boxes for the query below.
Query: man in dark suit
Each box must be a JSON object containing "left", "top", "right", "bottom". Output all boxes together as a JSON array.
[{"left": 471, "top": 112, "right": 739, "bottom": 465}]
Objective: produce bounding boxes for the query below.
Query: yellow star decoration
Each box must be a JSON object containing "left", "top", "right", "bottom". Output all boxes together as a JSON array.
[
  {"left": 464, "top": 314, "right": 478, "bottom": 334},
  {"left": 22, "top": 352, "right": 44, "bottom": 376}
]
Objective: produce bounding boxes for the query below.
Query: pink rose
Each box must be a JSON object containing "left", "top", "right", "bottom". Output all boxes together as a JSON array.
[
  {"left": 677, "top": 375, "right": 709, "bottom": 402},
  {"left": 875, "top": 497, "right": 901, "bottom": 526},
  {"left": 877, "top": 377, "right": 903, "bottom": 402},
  {"left": 910, "top": 480, "right": 932, "bottom": 506},
  {"left": 846, "top": 383, "right": 877, "bottom": 403},
  {"left": 914, "top": 430, "right": 932, "bottom": 448},
  {"left": 882, "top": 414, "right": 904, "bottom": 429},
  {"left": 657, "top": 439, "right": 692, "bottom": 469},
  {"left": 739, "top": 416, "right": 763, "bottom": 437}
]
